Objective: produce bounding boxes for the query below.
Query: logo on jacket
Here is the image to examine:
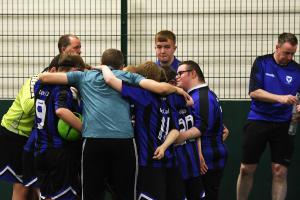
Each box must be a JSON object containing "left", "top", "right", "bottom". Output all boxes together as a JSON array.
[
  {"left": 265, "top": 73, "right": 275, "bottom": 78},
  {"left": 286, "top": 76, "right": 293, "bottom": 84}
]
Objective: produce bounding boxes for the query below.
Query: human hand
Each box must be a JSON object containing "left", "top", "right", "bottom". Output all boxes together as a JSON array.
[
  {"left": 200, "top": 155, "right": 208, "bottom": 175},
  {"left": 222, "top": 126, "right": 229, "bottom": 141},
  {"left": 153, "top": 145, "right": 166, "bottom": 160},
  {"left": 278, "top": 95, "right": 297, "bottom": 105},
  {"left": 296, "top": 105, "right": 300, "bottom": 113},
  {"left": 176, "top": 87, "right": 194, "bottom": 106}
]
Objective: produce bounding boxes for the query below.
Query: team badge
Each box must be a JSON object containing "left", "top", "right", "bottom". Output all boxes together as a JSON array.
[{"left": 286, "top": 76, "right": 292, "bottom": 84}]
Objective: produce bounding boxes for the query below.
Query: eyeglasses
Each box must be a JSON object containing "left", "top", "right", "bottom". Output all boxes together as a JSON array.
[{"left": 176, "top": 69, "right": 192, "bottom": 77}]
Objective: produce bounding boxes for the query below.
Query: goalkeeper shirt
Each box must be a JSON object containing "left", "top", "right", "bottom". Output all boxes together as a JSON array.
[{"left": 1, "top": 74, "right": 39, "bottom": 137}]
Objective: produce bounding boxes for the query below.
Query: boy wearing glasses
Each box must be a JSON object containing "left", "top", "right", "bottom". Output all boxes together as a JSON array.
[{"left": 176, "top": 61, "right": 228, "bottom": 200}]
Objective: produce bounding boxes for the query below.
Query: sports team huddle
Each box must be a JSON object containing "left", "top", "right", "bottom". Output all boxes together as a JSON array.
[{"left": 0, "top": 31, "right": 300, "bottom": 200}]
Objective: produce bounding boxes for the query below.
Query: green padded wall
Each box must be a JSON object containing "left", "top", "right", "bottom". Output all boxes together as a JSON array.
[
  {"left": 220, "top": 101, "right": 300, "bottom": 200},
  {"left": 1, "top": 100, "right": 299, "bottom": 200}
]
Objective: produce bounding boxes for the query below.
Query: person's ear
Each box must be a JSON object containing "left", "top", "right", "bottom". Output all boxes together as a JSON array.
[{"left": 191, "top": 69, "right": 197, "bottom": 79}]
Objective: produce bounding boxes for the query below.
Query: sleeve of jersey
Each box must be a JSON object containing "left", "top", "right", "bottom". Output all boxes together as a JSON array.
[
  {"left": 249, "top": 57, "right": 264, "bottom": 93},
  {"left": 66, "top": 71, "right": 83, "bottom": 88},
  {"left": 20, "top": 78, "right": 35, "bottom": 114},
  {"left": 54, "top": 87, "right": 72, "bottom": 110},
  {"left": 121, "top": 81, "right": 151, "bottom": 106},
  {"left": 121, "top": 71, "right": 145, "bottom": 85}
]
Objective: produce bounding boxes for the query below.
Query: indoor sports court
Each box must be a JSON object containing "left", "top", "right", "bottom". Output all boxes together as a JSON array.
[{"left": 0, "top": 0, "right": 299, "bottom": 199}]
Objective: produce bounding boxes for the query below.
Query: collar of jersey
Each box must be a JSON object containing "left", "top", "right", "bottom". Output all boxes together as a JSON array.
[{"left": 188, "top": 83, "right": 208, "bottom": 93}]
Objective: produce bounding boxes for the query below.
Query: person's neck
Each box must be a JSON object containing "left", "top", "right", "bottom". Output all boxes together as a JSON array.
[
  {"left": 273, "top": 52, "right": 280, "bottom": 65},
  {"left": 187, "top": 80, "right": 206, "bottom": 92},
  {"left": 160, "top": 56, "right": 175, "bottom": 66},
  {"left": 273, "top": 52, "right": 289, "bottom": 66}
]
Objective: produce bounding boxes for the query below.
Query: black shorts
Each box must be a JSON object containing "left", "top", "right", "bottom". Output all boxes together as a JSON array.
[
  {"left": 0, "top": 126, "right": 27, "bottom": 184},
  {"left": 184, "top": 176, "right": 205, "bottom": 200},
  {"left": 34, "top": 146, "right": 81, "bottom": 200},
  {"left": 82, "top": 137, "right": 138, "bottom": 200},
  {"left": 137, "top": 166, "right": 185, "bottom": 200},
  {"left": 242, "top": 120, "right": 294, "bottom": 167},
  {"left": 22, "top": 150, "right": 38, "bottom": 187},
  {"left": 201, "top": 169, "right": 224, "bottom": 200}
]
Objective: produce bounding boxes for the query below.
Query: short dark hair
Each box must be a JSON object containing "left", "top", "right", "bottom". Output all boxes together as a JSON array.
[
  {"left": 58, "top": 53, "right": 85, "bottom": 71},
  {"left": 180, "top": 60, "right": 205, "bottom": 82},
  {"left": 101, "top": 49, "right": 125, "bottom": 69},
  {"left": 278, "top": 32, "right": 298, "bottom": 46},
  {"left": 57, "top": 34, "right": 79, "bottom": 53},
  {"left": 155, "top": 30, "right": 176, "bottom": 43}
]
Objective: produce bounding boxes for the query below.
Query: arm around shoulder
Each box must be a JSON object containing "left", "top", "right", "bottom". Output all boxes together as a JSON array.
[
  {"left": 139, "top": 79, "right": 176, "bottom": 95},
  {"left": 100, "top": 65, "right": 122, "bottom": 92},
  {"left": 39, "top": 72, "right": 68, "bottom": 85}
]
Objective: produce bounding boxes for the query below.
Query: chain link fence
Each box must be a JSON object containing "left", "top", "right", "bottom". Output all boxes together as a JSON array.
[{"left": 1, "top": 0, "right": 299, "bottom": 99}]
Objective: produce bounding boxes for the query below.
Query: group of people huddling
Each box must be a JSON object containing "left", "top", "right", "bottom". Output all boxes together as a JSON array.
[{"left": 3, "top": 31, "right": 298, "bottom": 200}]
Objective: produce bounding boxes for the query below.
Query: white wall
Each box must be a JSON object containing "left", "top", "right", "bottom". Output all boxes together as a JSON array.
[
  {"left": 1, "top": 0, "right": 300, "bottom": 99},
  {"left": 127, "top": 0, "right": 300, "bottom": 99}
]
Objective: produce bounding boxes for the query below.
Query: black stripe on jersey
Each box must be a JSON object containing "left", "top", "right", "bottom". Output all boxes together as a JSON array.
[
  {"left": 143, "top": 104, "right": 154, "bottom": 166},
  {"left": 46, "top": 87, "right": 54, "bottom": 150},
  {"left": 198, "top": 87, "right": 209, "bottom": 134},
  {"left": 183, "top": 144, "right": 193, "bottom": 178},
  {"left": 211, "top": 91, "right": 221, "bottom": 138},
  {"left": 209, "top": 91, "right": 223, "bottom": 169},
  {"left": 211, "top": 114, "right": 221, "bottom": 169},
  {"left": 165, "top": 97, "right": 177, "bottom": 166},
  {"left": 50, "top": 87, "right": 70, "bottom": 147}
]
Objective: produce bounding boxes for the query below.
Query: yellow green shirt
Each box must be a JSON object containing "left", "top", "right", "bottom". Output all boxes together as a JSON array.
[{"left": 1, "top": 74, "right": 39, "bottom": 137}]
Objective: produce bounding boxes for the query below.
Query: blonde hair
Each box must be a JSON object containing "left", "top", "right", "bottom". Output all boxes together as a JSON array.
[{"left": 136, "top": 61, "right": 166, "bottom": 82}]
